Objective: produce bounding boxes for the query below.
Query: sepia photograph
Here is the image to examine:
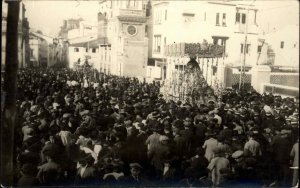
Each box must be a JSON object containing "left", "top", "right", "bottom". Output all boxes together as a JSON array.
[{"left": 1, "top": 0, "right": 299, "bottom": 187}]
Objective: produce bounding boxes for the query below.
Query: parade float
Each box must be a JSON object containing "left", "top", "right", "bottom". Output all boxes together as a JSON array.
[{"left": 161, "top": 40, "right": 225, "bottom": 106}]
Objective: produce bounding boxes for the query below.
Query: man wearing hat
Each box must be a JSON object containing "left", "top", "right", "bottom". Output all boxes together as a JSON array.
[
  {"left": 147, "top": 109, "right": 161, "bottom": 121},
  {"left": 75, "top": 153, "right": 97, "bottom": 185},
  {"left": 124, "top": 163, "right": 144, "bottom": 185},
  {"left": 150, "top": 135, "right": 171, "bottom": 179},
  {"left": 244, "top": 131, "right": 262, "bottom": 159},
  {"left": 17, "top": 163, "right": 39, "bottom": 186},
  {"left": 271, "top": 128, "right": 293, "bottom": 186},
  {"left": 145, "top": 120, "right": 161, "bottom": 153},
  {"left": 202, "top": 130, "right": 218, "bottom": 162},
  {"left": 207, "top": 147, "right": 230, "bottom": 187}
]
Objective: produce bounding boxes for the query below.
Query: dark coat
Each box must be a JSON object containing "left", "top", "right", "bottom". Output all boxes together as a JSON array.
[{"left": 17, "top": 175, "right": 39, "bottom": 186}]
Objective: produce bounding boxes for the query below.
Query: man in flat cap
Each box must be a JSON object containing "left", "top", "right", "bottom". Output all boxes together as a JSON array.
[{"left": 124, "top": 163, "right": 145, "bottom": 185}]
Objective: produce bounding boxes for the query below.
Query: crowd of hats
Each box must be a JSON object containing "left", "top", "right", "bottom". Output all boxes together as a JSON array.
[{"left": 14, "top": 68, "right": 298, "bottom": 187}]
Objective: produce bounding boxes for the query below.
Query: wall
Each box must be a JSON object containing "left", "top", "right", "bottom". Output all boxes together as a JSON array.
[
  {"left": 264, "top": 25, "right": 299, "bottom": 68},
  {"left": 29, "top": 38, "right": 39, "bottom": 67},
  {"left": 123, "top": 39, "right": 147, "bottom": 77},
  {"left": 1, "top": 2, "right": 27, "bottom": 69}
]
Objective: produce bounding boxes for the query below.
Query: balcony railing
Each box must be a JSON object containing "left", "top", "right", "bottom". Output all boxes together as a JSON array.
[{"left": 234, "top": 23, "right": 258, "bottom": 34}]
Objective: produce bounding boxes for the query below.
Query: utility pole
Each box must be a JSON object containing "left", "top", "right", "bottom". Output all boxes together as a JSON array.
[
  {"left": 1, "top": 0, "right": 20, "bottom": 186},
  {"left": 239, "top": 5, "right": 249, "bottom": 91}
]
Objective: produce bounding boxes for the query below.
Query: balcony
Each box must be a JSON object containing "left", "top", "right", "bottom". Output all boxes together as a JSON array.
[{"left": 234, "top": 23, "right": 258, "bottom": 34}]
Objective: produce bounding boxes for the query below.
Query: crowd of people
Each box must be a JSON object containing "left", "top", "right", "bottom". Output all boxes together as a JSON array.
[{"left": 12, "top": 68, "right": 298, "bottom": 187}]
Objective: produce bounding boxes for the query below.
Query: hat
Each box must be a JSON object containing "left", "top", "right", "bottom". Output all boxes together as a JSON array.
[
  {"left": 151, "top": 111, "right": 160, "bottom": 118},
  {"left": 280, "top": 129, "right": 290, "bottom": 135},
  {"left": 205, "top": 130, "right": 216, "bottom": 137},
  {"left": 63, "top": 113, "right": 71, "bottom": 119},
  {"left": 184, "top": 117, "right": 192, "bottom": 122},
  {"left": 80, "top": 110, "right": 90, "bottom": 116},
  {"left": 265, "top": 111, "right": 272, "bottom": 116},
  {"left": 129, "top": 163, "right": 142, "bottom": 169},
  {"left": 232, "top": 150, "right": 244, "bottom": 159},
  {"left": 253, "top": 111, "right": 260, "bottom": 116},
  {"left": 119, "top": 109, "right": 127, "bottom": 114},
  {"left": 159, "top": 135, "right": 169, "bottom": 142},
  {"left": 110, "top": 97, "right": 117, "bottom": 104},
  {"left": 208, "top": 100, "right": 215, "bottom": 105},
  {"left": 92, "top": 102, "right": 98, "bottom": 107},
  {"left": 239, "top": 109, "right": 247, "bottom": 117}
]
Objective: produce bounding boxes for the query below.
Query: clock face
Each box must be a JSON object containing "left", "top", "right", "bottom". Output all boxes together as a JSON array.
[{"left": 127, "top": 25, "right": 137, "bottom": 36}]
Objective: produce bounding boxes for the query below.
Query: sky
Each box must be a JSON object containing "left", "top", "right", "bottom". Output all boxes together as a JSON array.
[{"left": 20, "top": 0, "right": 299, "bottom": 37}]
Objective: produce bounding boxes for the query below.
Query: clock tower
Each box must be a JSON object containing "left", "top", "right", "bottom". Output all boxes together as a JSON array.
[{"left": 98, "top": 0, "right": 148, "bottom": 78}]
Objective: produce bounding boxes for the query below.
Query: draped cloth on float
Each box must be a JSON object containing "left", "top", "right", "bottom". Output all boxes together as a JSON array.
[{"left": 184, "top": 58, "right": 215, "bottom": 105}]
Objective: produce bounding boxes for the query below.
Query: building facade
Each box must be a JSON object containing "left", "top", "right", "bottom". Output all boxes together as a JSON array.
[
  {"left": 97, "top": 0, "right": 148, "bottom": 78},
  {"left": 263, "top": 25, "right": 299, "bottom": 69},
  {"left": 148, "top": 0, "right": 259, "bottom": 82},
  {"left": 66, "top": 20, "right": 99, "bottom": 69},
  {"left": 29, "top": 33, "right": 49, "bottom": 67},
  {"left": 1, "top": 2, "right": 30, "bottom": 70}
]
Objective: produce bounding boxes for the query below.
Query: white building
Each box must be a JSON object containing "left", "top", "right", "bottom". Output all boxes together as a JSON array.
[
  {"left": 67, "top": 21, "right": 100, "bottom": 69},
  {"left": 263, "top": 25, "right": 299, "bottom": 68},
  {"left": 149, "top": 0, "right": 259, "bottom": 81}
]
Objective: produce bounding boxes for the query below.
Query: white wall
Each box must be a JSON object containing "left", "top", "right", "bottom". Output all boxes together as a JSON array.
[{"left": 264, "top": 25, "right": 299, "bottom": 68}]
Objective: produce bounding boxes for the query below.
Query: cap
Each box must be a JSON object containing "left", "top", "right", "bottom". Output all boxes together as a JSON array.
[
  {"left": 159, "top": 135, "right": 169, "bottom": 142},
  {"left": 129, "top": 163, "right": 142, "bottom": 169},
  {"left": 80, "top": 110, "right": 90, "bottom": 116},
  {"left": 63, "top": 113, "right": 71, "bottom": 119},
  {"left": 232, "top": 150, "right": 244, "bottom": 159}
]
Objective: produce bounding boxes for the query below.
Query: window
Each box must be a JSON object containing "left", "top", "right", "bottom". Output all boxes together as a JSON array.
[
  {"left": 30, "top": 49, "right": 33, "bottom": 57},
  {"left": 246, "top": 44, "right": 250, "bottom": 54},
  {"left": 154, "top": 10, "right": 162, "bottom": 24},
  {"left": 222, "top": 13, "right": 226, "bottom": 26},
  {"left": 204, "top": 12, "right": 206, "bottom": 21},
  {"left": 74, "top": 48, "right": 79, "bottom": 52},
  {"left": 165, "top": 10, "right": 167, "bottom": 20},
  {"left": 164, "top": 37, "right": 166, "bottom": 45},
  {"left": 213, "top": 38, "right": 218, "bottom": 45},
  {"left": 241, "top": 13, "right": 246, "bottom": 24},
  {"left": 240, "top": 44, "right": 244, "bottom": 53},
  {"left": 216, "top": 13, "right": 220, "bottom": 26},
  {"left": 280, "top": 41, "right": 284, "bottom": 49},
  {"left": 86, "top": 48, "right": 88, "bottom": 52},
  {"left": 236, "top": 12, "right": 240, "bottom": 23},
  {"left": 92, "top": 48, "right": 96, "bottom": 53},
  {"left": 241, "top": 44, "right": 250, "bottom": 54},
  {"left": 147, "top": 59, "right": 155, "bottom": 66},
  {"left": 257, "top": 45, "right": 262, "bottom": 53},
  {"left": 145, "top": 25, "right": 148, "bottom": 37},
  {"left": 154, "top": 35, "right": 161, "bottom": 52},
  {"left": 127, "top": 0, "right": 130, "bottom": 8}
]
